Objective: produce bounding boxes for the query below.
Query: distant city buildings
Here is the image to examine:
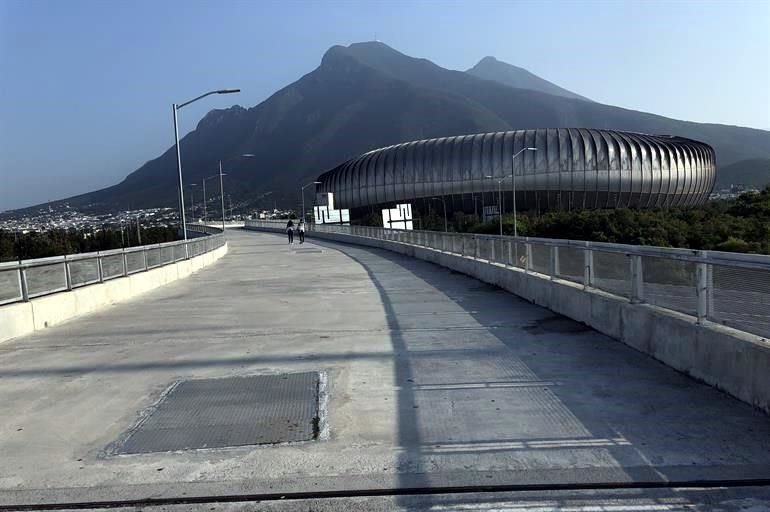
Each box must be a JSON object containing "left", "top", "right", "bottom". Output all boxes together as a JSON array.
[
  {"left": 709, "top": 184, "right": 761, "bottom": 201},
  {"left": 0, "top": 203, "right": 179, "bottom": 233}
]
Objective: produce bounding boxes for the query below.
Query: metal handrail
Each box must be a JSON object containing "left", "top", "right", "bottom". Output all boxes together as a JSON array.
[
  {"left": 244, "top": 219, "right": 770, "bottom": 339},
  {"left": 0, "top": 224, "right": 224, "bottom": 305}
]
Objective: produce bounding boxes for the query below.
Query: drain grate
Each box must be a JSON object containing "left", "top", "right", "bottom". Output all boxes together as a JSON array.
[
  {"left": 115, "top": 372, "right": 320, "bottom": 454},
  {"left": 293, "top": 247, "right": 323, "bottom": 254}
]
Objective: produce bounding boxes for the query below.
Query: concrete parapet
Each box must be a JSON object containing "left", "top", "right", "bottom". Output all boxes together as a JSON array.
[
  {"left": 0, "top": 242, "right": 228, "bottom": 344},
  {"left": 244, "top": 226, "right": 769, "bottom": 414}
]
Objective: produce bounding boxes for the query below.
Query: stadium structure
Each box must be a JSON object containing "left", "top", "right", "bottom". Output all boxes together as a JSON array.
[{"left": 315, "top": 128, "right": 716, "bottom": 221}]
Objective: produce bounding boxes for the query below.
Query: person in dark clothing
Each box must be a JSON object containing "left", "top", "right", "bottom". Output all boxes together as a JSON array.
[{"left": 286, "top": 219, "right": 294, "bottom": 244}]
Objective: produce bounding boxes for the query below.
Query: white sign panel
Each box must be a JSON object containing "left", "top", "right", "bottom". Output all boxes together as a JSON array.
[
  {"left": 313, "top": 193, "right": 350, "bottom": 225},
  {"left": 483, "top": 205, "right": 500, "bottom": 223},
  {"left": 382, "top": 203, "right": 413, "bottom": 230}
]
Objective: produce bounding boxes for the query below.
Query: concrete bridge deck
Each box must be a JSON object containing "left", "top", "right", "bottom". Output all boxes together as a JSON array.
[{"left": 1, "top": 230, "right": 769, "bottom": 509}]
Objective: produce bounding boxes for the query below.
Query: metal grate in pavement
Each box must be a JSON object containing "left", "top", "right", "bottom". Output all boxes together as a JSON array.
[{"left": 115, "top": 372, "right": 320, "bottom": 454}]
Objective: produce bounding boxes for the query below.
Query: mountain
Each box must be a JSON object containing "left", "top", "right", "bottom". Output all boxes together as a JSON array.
[
  {"left": 16, "top": 41, "right": 770, "bottom": 214},
  {"left": 466, "top": 56, "right": 591, "bottom": 101},
  {"left": 716, "top": 159, "right": 770, "bottom": 187}
]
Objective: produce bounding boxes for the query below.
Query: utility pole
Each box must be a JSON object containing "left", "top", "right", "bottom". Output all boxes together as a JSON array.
[
  {"left": 219, "top": 161, "right": 226, "bottom": 231},
  {"left": 202, "top": 177, "right": 207, "bottom": 222}
]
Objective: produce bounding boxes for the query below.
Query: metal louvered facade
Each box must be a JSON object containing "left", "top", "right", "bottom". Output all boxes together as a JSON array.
[{"left": 316, "top": 128, "right": 716, "bottom": 212}]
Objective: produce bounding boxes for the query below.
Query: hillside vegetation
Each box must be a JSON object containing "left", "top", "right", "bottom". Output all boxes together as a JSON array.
[
  {"left": 463, "top": 186, "right": 770, "bottom": 254},
  {"left": 0, "top": 227, "right": 179, "bottom": 262}
]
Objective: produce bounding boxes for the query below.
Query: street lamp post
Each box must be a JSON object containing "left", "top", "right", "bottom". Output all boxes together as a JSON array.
[
  {"left": 201, "top": 173, "right": 222, "bottom": 222},
  {"left": 431, "top": 197, "right": 448, "bottom": 232},
  {"left": 215, "top": 154, "right": 254, "bottom": 231},
  {"left": 511, "top": 147, "right": 538, "bottom": 238},
  {"left": 172, "top": 88, "right": 240, "bottom": 243},
  {"left": 187, "top": 183, "right": 198, "bottom": 221},
  {"left": 484, "top": 175, "right": 508, "bottom": 237},
  {"left": 300, "top": 181, "right": 322, "bottom": 222}
]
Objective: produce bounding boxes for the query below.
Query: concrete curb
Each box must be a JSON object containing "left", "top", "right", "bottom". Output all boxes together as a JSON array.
[
  {"left": 0, "top": 242, "right": 229, "bottom": 344},
  {"left": 246, "top": 226, "right": 770, "bottom": 414}
]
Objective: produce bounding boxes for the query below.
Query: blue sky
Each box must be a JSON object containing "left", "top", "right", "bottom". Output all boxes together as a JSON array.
[{"left": 1, "top": 0, "right": 768, "bottom": 211}]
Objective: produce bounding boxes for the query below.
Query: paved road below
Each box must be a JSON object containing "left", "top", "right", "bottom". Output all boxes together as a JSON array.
[{"left": 1, "top": 230, "right": 769, "bottom": 508}]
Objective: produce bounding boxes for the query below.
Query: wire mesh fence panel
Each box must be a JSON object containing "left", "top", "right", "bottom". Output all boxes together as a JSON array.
[
  {"left": 592, "top": 251, "right": 630, "bottom": 298},
  {"left": 449, "top": 235, "right": 459, "bottom": 254},
  {"left": 557, "top": 246, "right": 584, "bottom": 284},
  {"left": 146, "top": 248, "right": 162, "bottom": 268},
  {"left": 101, "top": 254, "right": 125, "bottom": 280},
  {"left": 26, "top": 262, "right": 67, "bottom": 297},
  {"left": 0, "top": 269, "right": 22, "bottom": 304},
  {"left": 530, "top": 243, "right": 551, "bottom": 275},
  {"left": 711, "top": 264, "right": 770, "bottom": 338},
  {"left": 126, "top": 252, "right": 145, "bottom": 274},
  {"left": 494, "top": 238, "right": 508, "bottom": 265},
  {"left": 434, "top": 233, "right": 444, "bottom": 251},
  {"left": 477, "top": 238, "right": 492, "bottom": 261},
  {"left": 174, "top": 244, "right": 186, "bottom": 261},
  {"left": 641, "top": 256, "right": 697, "bottom": 315},
  {"left": 426, "top": 232, "right": 435, "bottom": 249},
  {"left": 161, "top": 246, "right": 175, "bottom": 264},
  {"left": 69, "top": 259, "right": 100, "bottom": 287}
]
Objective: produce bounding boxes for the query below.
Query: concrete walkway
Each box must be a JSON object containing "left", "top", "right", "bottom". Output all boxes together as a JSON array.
[{"left": 1, "top": 230, "right": 769, "bottom": 508}]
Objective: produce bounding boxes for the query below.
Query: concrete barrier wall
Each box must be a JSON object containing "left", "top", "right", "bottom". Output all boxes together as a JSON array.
[
  {"left": 0, "top": 242, "right": 228, "bottom": 343},
  {"left": 246, "top": 225, "right": 770, "bottom": 414}
]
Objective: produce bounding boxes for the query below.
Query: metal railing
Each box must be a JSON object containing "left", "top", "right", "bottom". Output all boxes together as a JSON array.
[
  {"left": 0, "top": 224, "right": 225, "bottom": 306},
  {"left": 245, "top": 219, "right": 770, "bottom": 339}
]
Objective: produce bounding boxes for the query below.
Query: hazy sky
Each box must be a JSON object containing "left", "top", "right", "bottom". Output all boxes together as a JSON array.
[{"left": 1, "top": 0, "right": 769, "bottom": 211}]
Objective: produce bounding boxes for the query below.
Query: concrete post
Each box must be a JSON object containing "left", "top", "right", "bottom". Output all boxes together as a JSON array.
[
  {"left": 122, "top": 250, "right": 128, "bottom": 277},
  {"left": 507, "top": 240, "right": 513, "bottom": 267},
  {"left": 475, "top": 237, "right": 480, "bottom": 260},
  {"left": 143, "top": 249, "right": 149, "bottom": 272},
  {"left": 630, "top": 254, "right": 644, "bottom": 303}
]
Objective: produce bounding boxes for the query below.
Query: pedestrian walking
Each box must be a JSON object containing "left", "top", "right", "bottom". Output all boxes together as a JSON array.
[
  {"left": 286, "top": 219, "right": 294, "bottom": 244},
  {"left": 298, "top": 219, "right": 305, "bottom": 244}
]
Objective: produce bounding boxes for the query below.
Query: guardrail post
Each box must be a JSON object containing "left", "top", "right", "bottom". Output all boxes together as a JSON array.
[
  {"left": 121, "top": 249, "right": 128, "bottom": 277},
  {"left": 19, "top": 267, "right": 29, "bottom": 301},
  {"left": 630, "top": 254, "right": 644, "bottom": 304},
  {"left": 550, "top": 246, "right": 560, "bottom": 280},
  {"left": 583, "top": 243, "right": 594, "bottom": 290},
  {"left": 489, "top": 238, "right": 495, "bottom": 263},
  {"left": 525, "top": 242, "right": 532, "bottom": 273},
  {"left": 97, "top": 253, "right": 104, "bottom": 283},
  {"left": 474, "top": 237, "right": 480, "bottom": 259},
  {"left": 64, "top": 256, "right": 73, "bottom": 291},
  {"left": 507, "top": 240, "right": 513, "bottom": 267},
  {"left": 706, "top": 262, "right": 714, "bottom": 318},
  {"left": 696, "top": 252, "right": 712, "bottom": 324},
  {"left": 143, "top": 248, "right": 149, "bottom": 271}
]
